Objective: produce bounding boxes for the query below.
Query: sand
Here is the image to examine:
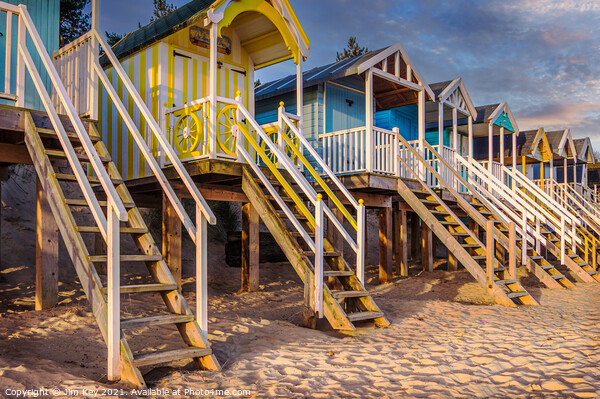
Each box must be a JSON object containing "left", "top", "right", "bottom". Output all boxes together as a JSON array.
[{"left": 1, "top": 167, "right": 600, "bottom": 398}]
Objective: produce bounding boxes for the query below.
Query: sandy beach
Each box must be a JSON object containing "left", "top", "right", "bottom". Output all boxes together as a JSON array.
[{"left": 1, "top": 169, "right": 599, "bottom": 398}]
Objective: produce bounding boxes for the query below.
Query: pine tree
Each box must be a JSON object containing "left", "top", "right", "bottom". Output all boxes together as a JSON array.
[
  {"left": 150, "top": 0, "right": 176, "bottom": 23},
  {"left": 336, "top": 37, "right": 368, "bottom": 61},
  {"left": 105, "top": 31, "right": 123, "bottom": 46},
  {"left": 59, "top": 0, "right": 90, "bottom": 47}
]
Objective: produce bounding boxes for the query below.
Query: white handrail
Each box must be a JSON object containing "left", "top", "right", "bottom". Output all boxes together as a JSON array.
[
  {"left": 92, "top": 29, "right": 216, "bottom": 226},
  {"left": 17, "top": 6, "right": 128, "bottom": 230}
]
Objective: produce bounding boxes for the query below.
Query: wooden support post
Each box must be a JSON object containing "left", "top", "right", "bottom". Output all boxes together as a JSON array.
[
  {"left": 469, "top": 218, "right": 480, "bottom": 240},
  {"left": 162, "top": 193, "right": 182, "bottom": 290},
  {"left": 486, "top": 220, "right": 494, "bottom": 288},
  {"left": 522, "top": 156, "right": 527, "bottom": 176},
  {"left": 410, "top": 212, "right": 419, "bottom": 260},
  {"left": 241, "top": 202, "right": 259, "bottom": 292},
  {"left": 488, "top": 122, "right": 493, "bottom": 172},
  {"left": 327, "top": 200, "right": 343, "bottom": 255},
  {"left": 107, "top": 204, "right": 120, "bottom": 381},
  {"left": 508, "top": 222, "right": 516, "bottom": 280},
  {"left": 393, "top": 207, "right": 408, "bottom": 276},
  {"left": 468, "top": 116, "right": 473, "bottom": 161},
  {"left": 196, "top": 207, "right": 208, "bottom": 338},
  {"left": 35, "top": 178, "right": 59, "bottom": 310},
  {"left": 378, "top": 207, "right": 393, "bottom": 283},
  {"left": 421, "top": 220, "right": 433, "bottom": 272},
  {"left": 448, "top": 252, "right": 458, "bottom": 272}
]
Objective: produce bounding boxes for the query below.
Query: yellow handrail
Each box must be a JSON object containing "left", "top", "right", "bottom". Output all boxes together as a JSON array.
[{"left": 278, "top": 125, "right": 357, "bottom": 230}]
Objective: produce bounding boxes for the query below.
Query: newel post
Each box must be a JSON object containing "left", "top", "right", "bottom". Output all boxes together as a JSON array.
[
  {"left": 107, "top": 203, "right": 121, "bottom": 381},
  {"left": 235, "top": 90, "right": 243, "bottom": 163},
  {"left": 357, "top": 199, "right": 366, "bottom": 283},
  {"left": 365, "top": 69, "right": 374, "bottom": 173},
  {"left": 314, "top": 194, "right": 324, "bottom": 318}
]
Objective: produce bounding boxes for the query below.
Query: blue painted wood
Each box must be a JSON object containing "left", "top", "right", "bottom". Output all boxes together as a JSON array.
[
  {"left": 375, "top": 104, "right": 418, "bottom": 141},
  {"left": 324, "top": 83, "right": 364, "bottom": 133},
  {"left": 0, "top": 0, "right": 60, "bottom": 110},
  {"left": 493, "top": 112, "right": 514, "bottom": 132}
]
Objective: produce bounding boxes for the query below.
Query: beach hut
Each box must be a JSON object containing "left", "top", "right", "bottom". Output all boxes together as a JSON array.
[
  {"left": 573, "top": 137, "right": 595, "bottom": 188},
  {"left": 77, "top": 0, "right": 310, "bottom": 180},
  {"left": 256, "top": 43, "right": 437, "bottom": 177},
  {"left": 546, "top": 129, "right": 577, "bottom": 184},
  {"left": 513, "top": 128, "right": 553, "bottom": 183}
]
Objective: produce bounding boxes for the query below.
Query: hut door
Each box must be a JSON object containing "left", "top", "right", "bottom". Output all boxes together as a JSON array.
[{"left": 172, "top": 50, "right": 248, "bottom": 108}]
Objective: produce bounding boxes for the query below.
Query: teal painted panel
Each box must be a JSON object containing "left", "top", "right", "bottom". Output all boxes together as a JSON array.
[
  {"left": 493, "top": 112, "right": 515, "bottom": 132},
  {"left": 324, "top": 83, "right": 365, "bottom": 132},
  {"left": 375, "top": 104, "right": 418, "bottom": 141},
  {"left": 0, "top": 0, "right": 60, "bottom": 110}
]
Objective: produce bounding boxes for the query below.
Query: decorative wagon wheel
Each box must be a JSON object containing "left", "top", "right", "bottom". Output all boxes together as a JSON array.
[
  {"left": 173, "top": 112, "right": 203, "bottom": 155},
  {"left": 216, "top": 105, "right": 239, "bottom": 156},
  {"left": 260, "top": 123, "right": 300, "bottom": 164}
]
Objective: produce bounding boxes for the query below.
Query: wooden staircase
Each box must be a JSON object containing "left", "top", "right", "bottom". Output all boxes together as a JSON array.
[
  {"left": 241, "top": 167, "right": 389, "bottom": 330},
  {"left": 467, "top": 199, "right": 575, "bottom": 290},
  {"left": 397, "top": 181, "right": 538, "bottom": 307},
  {"left": 23, "top": 112, "right": 219, "bottom": 388}
]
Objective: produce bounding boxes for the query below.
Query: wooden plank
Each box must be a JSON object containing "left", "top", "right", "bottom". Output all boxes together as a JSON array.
[
  {"left": 162, "top": 192, "right": 182, "bottom": 290},
  {"left": 326, "top": 199, "right": 343, "bottom": 258},
  {"left": 133, "top": 347, "right": 212, "bottom": 368},
  {"left": 35, "top": 178, "right": 59, "bottom": 310},
  {"left": 0, "top": 143, "right": 32, "bottom": 164},
  {"left": 379, "top": 207, "right": 393, "bottom": 283},
  {"left": 241, "top": 202, "right": 259, "bottom": 292},
  {"left": 121, "top": 314, "right": 195, "bottom": 329},
  {"left": 421, "top": 220, "right": 433, "bottom": 272},
  {"left": 448, "top": 252, "right": 458, "bottom": 272}
]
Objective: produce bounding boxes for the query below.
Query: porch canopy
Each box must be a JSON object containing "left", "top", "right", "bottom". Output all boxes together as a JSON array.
[
  {"left": 457, "top": 102, "right": 520, "bottom": 168},
  {"left": 425, "top": 78, "right": 477, "bottom": 155}
]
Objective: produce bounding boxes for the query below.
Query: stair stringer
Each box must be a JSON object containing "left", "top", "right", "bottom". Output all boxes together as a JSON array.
[
  {"left": 240, "top": 167, "right": 355, "bottom": 330},
  {"left": 22, "top": 112, "right": 146, "bottom": 388},
  {"left": 543, "top": 236, "right": 599, "bottom": 283},
  {"left": 397, "top": 181, "right": 517, "bottom": 307}
]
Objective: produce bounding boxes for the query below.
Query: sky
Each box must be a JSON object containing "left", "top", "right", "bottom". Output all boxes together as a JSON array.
[{"left": 95, "top": 0, "right": 600, "bottom": 149}]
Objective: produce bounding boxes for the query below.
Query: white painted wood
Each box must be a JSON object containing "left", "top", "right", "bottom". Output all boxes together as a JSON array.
[
  {"left": 468, "top": 116, "right": 473, "bottom": 161},
  {"left": 4, "top": 11, "right": 12, "bottom": 95},
  {"left": 17, "top": 29, "right": 112, "bottom": 238},
  {"left": 196, "top": 208, "right": 208, "bottom": 338},
  {"left": 486, "top": 220, "right": 494, "bottom": 288},
  {"left": 365, "top": 68, "right": 373, "bottom": 173},
  {"left": 438, "top": 102, "right": 443, "bottom": 152},
  {"left": 208, "top": 23, "right": 217, "bottom": 159},
  {"left": 499, "top": 126, "right": 505, "bottom": 166},
  {"left": 357, "top": 201, "right": 365, "bottom": 283},
  {"left": 512, "top": 132, "right": 517, "bottom": 170},
  {"left": 107, "top": 204, "right": 120, "bottom": 381},
  {"left": 296, "top": 59, "right": 303, "bottom": 159},
  {"left": 394, "top": 52, "right": 400, "bottom": 77},
  {"left": 314, "top": 195, "right": 324, "bottom": 318},
  {"left": 91, "top": 60, "right": 198, "bottom": 240},
  {"left": 92, "top": 30, "right": 215, "bottom": 224},
  {"left": 371, "top": 67, "right": 422, "bottom": 93},
  {"left": 15, "top": 9, "right": 25, "bottom": 107},
  {"left": 452, "top": 107, "right": 458, "bottom": 150},
  {"left": 418, "top": 89, "right": 425, "bottom": 179},
  {"left": 488, "top": 122, "right": 493, "bottom": 172}
]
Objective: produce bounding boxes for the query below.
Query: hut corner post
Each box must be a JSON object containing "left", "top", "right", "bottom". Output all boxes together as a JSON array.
[{"left": 35, "top": 178, "right": 59, "bottom": 311}]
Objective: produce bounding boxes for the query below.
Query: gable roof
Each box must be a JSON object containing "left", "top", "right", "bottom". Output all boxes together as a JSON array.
[
  {"left": 516, "top": 128, "right": 552, "bottom": 161},
  {"left": 573, "top": 137, "right": 596, "bottom": 163},
  {"left": 430, "top": 77, "right": 477, "bottom": 119},
  {"left": 472, "top": 102, "right": 519, "bottom": 133},
  {"left": 256, "top": 42, "right": 434, "bottom": 101},
  {"left": 546, "top": 129, "right": 576, "bottom": 159}
]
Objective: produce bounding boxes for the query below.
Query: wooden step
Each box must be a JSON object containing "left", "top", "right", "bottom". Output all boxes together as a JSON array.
[
  {"left": 266, "top": 195, "right": 295, "bottom": 203},
  {"left": 495, "top": 279, "right": 517, "bottom": 285},
  {"left": 506, "top": 291, "right": 529, "bottom": 299},
  {"left": 66, "top": 198, "right": 135, "bottom": 208},
  {"left": 529, "top": 256, "right": 543, "bottom": 261},
  {"left": 430, "top": 209, "right": 449, "bottom": 215},
  {"left": 303, "top": 251, "right": 341, "bottom": 257},
  {"left": 494, "top": 266, "right": 506, "bottom": 273},
  {"left": 102, "top": 283, "right": 178, "bottom": 294},
  {"left": 549, "top": 238, "right": 560, "bottom": 243},
  {"left": 577, "top": 262, "right": 589, "bottom": 267},
  {"left": 323, "top": 270, "right": 354, "bottom": 277},
  {"left": 55, "top": 173, "right": 123, "bottom": 185},
  {"left": 88, "top": 254, "right": 163, "bottom": 262},
  {"left": 450, "top": 231, "right": 471, "bottom": 237},
  {"left": 540, "top": 265, "right": 553, "bottom": 270},
  {"left": 37, "top": 127, "right": 101, "bottom": 143},
  {"left": 568, "top": 254, "right": 578, "bottom": 258},
  {"left": 461, "top": 243, "right": 480, "bottom": 248},
  {"left": 551, "top": 274, "right": 566, "bottom": 280},
  {"left": 46, "top": 149, "right": 111, "bottom": 163},
  {"left": 420, "top": 200, "right": 441, "bottom": 206},
  {"left": 331, "top": 290, "right": 367, "bottom": 299},
  {"left": 439, "top": 220, "right": 460, "bottom": 226},
  {"left": 121, "top": 314, "right": 195, "bottom": 329},
  {"left": 133, "top": 347, "right": 212, "bottom": 368},
  {"left": 290, "top": 231, "right": 315, "bottom": 238},
  {"left": 346, "top": 311, "right": 384, "bottom": 322},
  {"left": 275, "top": 210, "right": 307, "bottom": 220},
  {"left": 76, "top": 226, "right": 148, "bottom": 234},
  {"left": 473, "top": 256, "right": 486, "bottom": 261}
]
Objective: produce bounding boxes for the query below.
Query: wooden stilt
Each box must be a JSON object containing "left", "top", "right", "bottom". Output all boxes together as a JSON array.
[
  {"left": 448, "top": 252, "right": 458, "bottom": 271},
  {"left": 378, "top": 207, "right": 392, "bottom": 283},
  {"left": 327, "top": 200, "right": 343, "bottom": 256},
  {"left": 35, "top": 178, "right": 59, "bottom": 310},
  {"left": 410, "top": 212, "right": 419, "bottom": 260},
  {"left": 94, "top": 233, "right": 107, "bottom": 275},
  {"left": 241, "top": 202, "right": 259, "bottom": 292},
  {"left": 162, "top": 193, "right": 182, "bottom": 290},
  {"left": 394, "top": 207, "right": 408, "bottom": 276},
  {"left": 421, "top": 220, "right": 433, "bottom": 272}
]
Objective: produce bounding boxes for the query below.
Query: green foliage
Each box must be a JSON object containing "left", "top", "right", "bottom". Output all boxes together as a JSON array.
[
  {"left": 150, "top": 0, "right": 177, "bottom": 23},
  {"left": 336, "top": 36, "right": 368, "bottom": 61},
  {"left": 59, "top": 0, "right": 90, "bottom": 47},
  {"left": 105, "top": 31, "right": 123, "bottom": 47},
  {"left": 254, "top": 79, "right": 262, "bottom": 88}
]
